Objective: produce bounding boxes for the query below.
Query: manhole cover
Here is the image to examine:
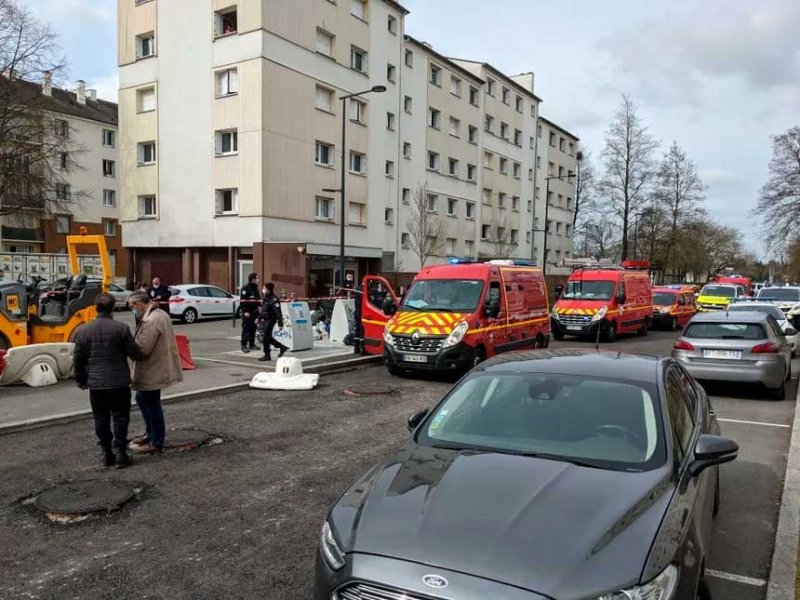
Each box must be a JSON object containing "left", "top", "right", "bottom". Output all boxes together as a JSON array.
[
  {"left": 133, "top": 429, "right": 212, "bottom": 453},
  {"left": 343, "top": 385, "right": 396, "bottom": 397},
  {"left": 34, "top": 480, "right": 134, "bottom": 515}
]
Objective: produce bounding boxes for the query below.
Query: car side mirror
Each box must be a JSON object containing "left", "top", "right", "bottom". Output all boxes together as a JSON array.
[
  {"left": 485, "top": 300, "right": 500, "bottom": 318},
  {"left": 785, "top": 328, "right": 797, "bottom": 336},
  {"left": 688, "top": 434, "right": 738, "bottom": 478},
  {"left": 554, "top": 284, "right": 564, "bottom": 296},
  {"left": 407, "top": 408, "right": 430, "bottom": 432},
  {"left": 617, "top": 294, "right": 627, "bottom": 305},
  {"left": 382, "top": 299, "right": 397, "bottom": 316}
]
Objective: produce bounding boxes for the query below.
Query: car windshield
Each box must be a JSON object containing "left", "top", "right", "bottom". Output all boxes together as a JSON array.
[
  {"left": 416, "top": 373, "right": 665, "bottom": 472},
  {"left": 562, "top": 280, "right": 615, "bottom": 301},
  {"left": 727, "top": 305, "right": 785, "bottom": 321},
  {"left": 402, "top": 279, "right": 484, "bottom": 312},
  {"left": 758, "top": 288, "right": 800, "bottom": 302},
  {"left": 700, "top": 285, "right": 736, "bottom": 298},
  {"left": 684, "top": 322, "right": 766, "bottom": 340},
  {"left": 653, "top": 292, "right": 677, "bottom": 306}
]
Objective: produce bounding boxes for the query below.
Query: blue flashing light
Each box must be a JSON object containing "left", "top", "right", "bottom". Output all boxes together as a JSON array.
[{"left": 448, "top": 257, "right": 475, "bottom": 265}]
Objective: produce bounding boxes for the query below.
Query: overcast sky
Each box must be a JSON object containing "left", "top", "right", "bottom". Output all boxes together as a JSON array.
[{"left": 25, "top": 0, "right": 799, "bottom": 257}]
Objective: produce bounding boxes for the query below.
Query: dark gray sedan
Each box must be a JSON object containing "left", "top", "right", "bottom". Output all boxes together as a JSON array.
[{"left": 315, "top": 350, "right": 737, "bottom": 600}]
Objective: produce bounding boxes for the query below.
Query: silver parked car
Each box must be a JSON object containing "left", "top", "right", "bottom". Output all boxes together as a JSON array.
[
  {"left": 672, "top": 312, "right": 792, "bottom": 399},
  {"left": 728, "top": 300, "right": 798, "bottom": 356}
]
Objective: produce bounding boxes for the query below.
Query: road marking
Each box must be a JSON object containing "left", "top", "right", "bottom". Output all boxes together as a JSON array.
[
  {"left": 718, "top": 417, "right": 790, "bottom": 429},
  {"left": 705, "top": 569, "right": 766, "bottom": 587}
]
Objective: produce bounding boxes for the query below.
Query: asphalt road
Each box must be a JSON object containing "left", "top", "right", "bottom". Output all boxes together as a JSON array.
[{"left": 0, "top": 329, "right": 793, "bottom": 599}]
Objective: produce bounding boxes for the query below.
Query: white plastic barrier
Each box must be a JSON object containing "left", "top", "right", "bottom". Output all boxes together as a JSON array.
[
  {"left": 249, "top": 357, "right": 319, "bottom": 391},
  {"left": 276, "top": 301, "right": 313, "bottom": 352},
  {"left": 329, "top": 299, "right": 355, "bottom": 344},
  {"left": 0, "top": 342, "right": 74, "bottom": 387}
]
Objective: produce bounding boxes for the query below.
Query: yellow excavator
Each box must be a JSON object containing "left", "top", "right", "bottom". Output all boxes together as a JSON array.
[{"left": 0, "top": 228, "right": 111, "bottom": 350}]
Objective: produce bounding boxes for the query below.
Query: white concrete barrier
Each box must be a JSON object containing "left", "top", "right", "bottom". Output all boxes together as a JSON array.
[
  {"left": 249, "top": 357, "right": 319, "bottom": 391},
  {"left": 0, "top": 343, "right": 74, "bottom": 387},
  {"left": 329, "top": 299, "right": 355, "bottom": 344}
]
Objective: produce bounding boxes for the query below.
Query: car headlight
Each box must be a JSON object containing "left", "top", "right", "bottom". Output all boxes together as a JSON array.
[
  {"left": 596, "top": 564, "right": 678, "bottom": 600},
  {"left": 660, "top": 308, "right": 671, "bottom": 314},
  {"left": 320, "top": 521, "right": 346, "bottom": 571},
  {"left": 383, "top": 327, "right": 395, "bottom": 346},
  {"left": 551, "top": 310, "right": 561, "bottom": 321},
  {"left": 443, "top": 321, "right": 469, "bottom": 348}
]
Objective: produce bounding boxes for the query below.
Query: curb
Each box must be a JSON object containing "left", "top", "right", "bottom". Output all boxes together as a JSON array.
[
  {"left": 0, "top": 354, "right": 381, "bottom": 436},
  {"left": 766, "top": 380, "right": 800, "bottom": 600}
]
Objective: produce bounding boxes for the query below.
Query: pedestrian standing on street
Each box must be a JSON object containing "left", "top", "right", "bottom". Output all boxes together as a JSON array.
[
  {"left": 73, "top": 293, "right": 141, "bottom": 468},
  {"left": 127, "top": 291, "right": 183, "bottom": 453},
  {"left": 258, "top": 282, "right": 289, "bottom": 362},
  {"left": 239, "top": 272, "right": 261, "bottom": 353},
  {"left": 149, "top": 276, "right": 171, "bottom": 313}
]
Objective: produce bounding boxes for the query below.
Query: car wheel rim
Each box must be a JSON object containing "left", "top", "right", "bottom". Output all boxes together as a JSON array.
[{"left": 185, "top": 310, "right": 196, "bottom": 323}]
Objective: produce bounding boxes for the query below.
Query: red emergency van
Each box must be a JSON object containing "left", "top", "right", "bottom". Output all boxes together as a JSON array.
[
  {"left": 715, "top": 275, "right": 752, "bottom": 296},
  {"left": 551, "top": 261, "right": 653, "bottom": 342},
  {"left": 360, "top": 261, "right": 550, "bottom": 375},
  {"left": 651, "top": 286, "right": 697, "bottom": 330}
]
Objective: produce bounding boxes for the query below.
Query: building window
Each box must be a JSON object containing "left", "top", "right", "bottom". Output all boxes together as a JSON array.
[
  {"left": 215, "top": 129, "right": 238, "bottom": 155},
  {"left": 59, "top": 152, "right": 68, "bottom": 170},
  {"left": 216, "top": 68, "right": 238, "bottom": 96},
  {"left": 427, "top": 151, "right": 440, "bottom": 171},
  {"left": 501, "top": 87, "right": 510, "bottom": 104},
  {"left": 499, "top": 157, "right": 507, "bottom": 174},
  {"left": 450, "top": 76, "right": 461, "bottom": 96},
  {"left": 387, "top": 14, "right": 397, "bottom": 34},
  {"left": 137, "top": 87, "right": 156, "bottom": 112},
  {"left": 558, "top": 166, "right": 565, "bottom": 178},
  {"left": 403, "top": 142, "right": 411, "bottom": 158},
  {"left": 403, "top": 95, "right": 412, "bottom": 113},
  {"left": 556, "top": 222, "right": 563, "bottom": 235},
  {"left": 483, "top": 151, "right": 493, "bottom": 169},
  {"left": 349, "top": 202, "right": 364, "bottom": 225},
  {"left": 54, "top": 119, "right": 69, "bottom": 137},
  {"left": 467, "top": 164, "right": 476, "bottom": 181},
  {"left": 558, "top": 194, "right": 564, "bottom": 207},
  {"left": 386, "top": 112, "right": 396, "bottom": 131},
  {"left": 449, "top": 116, "right": 460, "bottom": 137},
  {"left": 385, "top": 207, "right": 394, "bottom": 224},
  {"left": 315, "top": 141, "right": 334, "bottom": 166},
  {"left": 136, "top": 32, "right": 154, "bottom": 59},
  {"left": 526, "top": 231, "right": 532, "bottom": 243},
  {"left": 349, "top": 151, "right": 366, "bottom": 174},
  {"left": 567, "top": 196, "right": 573, "bottom": 210},
  {"left": 402, "top": 188, "right": 410, "bottom": 204},
  {"left": 549, "top": 131, "right": 556, "bottom": 147},
  {"left": 350, "top": 98, "right": 366, "bottom": 123},
  {"left": 482, "top": 188, "right": 492, "bottom": 204},
  {"left": 514, "top": 129, "right": 522, "bottom": 146},
  {"left": 315, "top": 86, "right": 334, "bottom": 113},
  {"left": 446, "top": 238, "right": 456, "bottom": 255},
  {"left": 500, "top": 122, "right": 509, "bottom": 139},
  {"left": 387, "top": 63, "right": 396, "bottom": 83},
  {"left": 528, "top": 168, "right": 534, "bottom": 181},
  {"left": 513, "top": 163, "right": 521, "bottom": 178},
  {"left": 350, "top": 47, "right": 367, "bottom": 73},
  {"left": 429, "top": 64, "right": 442, "bottom": 86},
  {"left": 214, "top": 7, "right": 238, "bottom": 37},
  {"left": 316, "top": 28, "right": 334, "bottom": 56},
  {"left": 529, "top": 136, "right": 535, "bottom": 149},
  {"left": 481, "top": 224, "right": 491, "bottom": 240},
  {"left": 465, "top": 240, "right": 474, "bottom": 256},
  {"left": 536, "top": 156, "right": 541, "bottom": 168},
  {"left": 448, "top": 158, "right": 459, "bottom": 176},
  {"left": 103, "top": 218, "right": 117, "bottom": 237},
  {"left": 512, "top": 196, "right": 520, "bottom": 211},
  {"left": 351, "top": 0, "right": 367, "bottom": 20},
  {"left": 138, "top": 195, "right": 157, "bottom": 219},
  {"left": 102, "top": 129, "right": 115, "bottom": 147},
  {"left": 498, "top": 192, "right": 506, "bottom": 208},
  {"left": 484, "top": 114, "right": 494, "bottom": 133},
  {"left": 569, "top": 142, "right": 575, "bottom": 156},
  {"left": 426, "top": 193, "right": 438, "bottom": 213},
  {"left": 511, "top": 229, "right": 519, "bottom": 245},
  {"left": 548, "top": 161, "right": 555, "bottom": 176},
  {"left": 515, "top": 95, "right": 523, "bottom": 113},
  {"left": 385, "top": 160, "right": 395, "bottom": 178},
  {"left": 103, "top": 189, "right": 116, "bottom": 207},
  {"left": 559, "top": 137, "right": 565, "bottom": 152},
  {"left": 401, "top": 232, "right": 410, "bottom": 248},
  {"left": 466, "top": 201, "right": 476, "bottom": 219},
  {"left": 55, "top": 215, "right": 70, "bottom": 234},
  {"left": 315, "top": 196, "right": 334, "bottom": 221},
  {"left": 102, "top": 160, "right": 115, "bottom": 177},
  {"left": 486, "top": 78, "right": 495, "bottom": 96},
  {"left": 137, "top": 142, "right": 156, "bottom": 166},
  {"left": 468, "top": 125, "right": 477, "bottom": 144},
  {"left": 404, "top": 49, "right": 413, "bottom": 68},
  {"left": 428, "top": 107, "right": 441, "bottom": 129},
  {"left": 497, "top": 227, "right": 506, "bottom": 241},
  {"left": 566, "top": 224, "right": 573, "bottom": 237},
  {"left": 469, "top": 86, "right": 479, "bottom": 106},
  {"left": 527, "top": 199, "right": 533, "bottom": 212},
  {"left": 215, "top": 188, "right": 238, "bottom": 215},
  {"left": 531, "top": 104, "right": 536, "bottom": 118},
  {"left": 447, "top": 198, "right": 457, "bottom": 216}
]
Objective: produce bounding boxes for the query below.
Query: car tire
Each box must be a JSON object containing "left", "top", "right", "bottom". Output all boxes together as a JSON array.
[
  {"left": 603, "top": 322, "right": 618, "bottom": 343},
  {"left": 770, "top": 381, "right": 786, "bottom": 400},
  {"left": 387, "top": 363, "right": 403, "bottom": 377},
  {"left": 472, "top": 346, "right": 486, "bottom": 368},
  {"left": 552, "top": 329, "right": 564, "bottom": 341},
  {"left": 670, "top": 317, "right": 678, "bottom": 332},
  {"left": 181, "top": 307, "right": 198, "bottom": 324},
  {"left": 696, "top": 577, "right": 712, "bottom": 600},
  {"left": 638, "top": 319, "right": 649, "bottom": 337}
]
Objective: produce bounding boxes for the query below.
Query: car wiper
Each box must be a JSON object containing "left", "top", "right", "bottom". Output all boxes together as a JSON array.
[
  {"left": 401, "top": 305, "right": 425, "bottom": 311},
  {"left": 510, "top": 450, "right": 611, "bottom": 470}
]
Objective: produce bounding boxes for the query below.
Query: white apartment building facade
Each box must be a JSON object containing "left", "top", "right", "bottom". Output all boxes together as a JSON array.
[{"left": 117, "top": 0, "right": 578, "bottom": 294}]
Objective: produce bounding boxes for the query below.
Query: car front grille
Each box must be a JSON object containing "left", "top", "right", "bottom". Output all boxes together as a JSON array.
[
  {"left": 699, "top": 303, "right": 724, "bottom": 311},
  {"left": 338, "top": 582, "right": 443, "bottom": 600},
  {"left": 392, "top": 334, "right": 445, "bottom": 353},
  {"left": 558, "top": 314, "right": 592, "bottom": 326}
]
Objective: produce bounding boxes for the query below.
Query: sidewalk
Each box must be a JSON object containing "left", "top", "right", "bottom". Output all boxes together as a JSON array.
[{"left": 0, "top": 337, "right": 367, "bottom": 432}]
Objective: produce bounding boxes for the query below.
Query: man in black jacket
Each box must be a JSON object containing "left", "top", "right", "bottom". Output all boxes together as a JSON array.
[
  {"left": 149, "top": 276, "right": 171, "bottom": 313},
  {"left": 74, "top": 293, "right": 141, "bottom": 468},
  {"left": 258, "top": 282, "right": 289, "bottom": 362},
  {"left": 239, "top": 272, "right": 261, "bottom": 353}
]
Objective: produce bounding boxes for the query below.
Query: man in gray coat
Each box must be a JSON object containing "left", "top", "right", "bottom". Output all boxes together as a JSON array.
[{"left": 73, "top": 293, "right": 141, "bottom": 468}]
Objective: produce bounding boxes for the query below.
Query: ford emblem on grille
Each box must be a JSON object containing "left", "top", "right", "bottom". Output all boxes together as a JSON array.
[
  {"left": 412, "top": 331, "right": 421, "bottom": 343},
  {"left": 422, "top": 574, "right": 448, "bottom": 589}
]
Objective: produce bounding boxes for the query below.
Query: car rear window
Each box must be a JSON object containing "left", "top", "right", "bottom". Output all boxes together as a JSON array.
[
  {"left": 727, "top": 305, "right": 785, "bottom": 321},
  {"left": 684, "top": 322, "right": 766, "bottom": 340}
]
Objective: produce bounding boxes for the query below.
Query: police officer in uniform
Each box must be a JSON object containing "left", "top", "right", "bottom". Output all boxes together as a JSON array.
[
  {"left": 258, "top": 282, "right": 289, "bottom": 362},
  {"left": 239, "top": 272, "right": 261, "bottom": 353},
  {"left": 149, "top": 276, "right": 171, "bottom": 313}
]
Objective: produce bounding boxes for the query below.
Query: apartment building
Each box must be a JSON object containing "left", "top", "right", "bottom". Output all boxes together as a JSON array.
[
  {"left": 117, "top": 0, "right": 578, "bottom": 293},
  {"left": 535, "top": 117, "right": 580, "bottom": 274},
  {"left": 0, "top": 75, "right": 123, "bottom": 278}
]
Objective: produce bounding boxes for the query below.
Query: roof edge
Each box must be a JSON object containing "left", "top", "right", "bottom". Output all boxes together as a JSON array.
[{"left": 539, "top": 116, "right": 580, "bottom": 142}]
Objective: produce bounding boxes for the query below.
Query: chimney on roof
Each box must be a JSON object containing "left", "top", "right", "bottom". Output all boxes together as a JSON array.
[
  {"left": 512, "top": 72, "right": 535, "bottom": 94},
  {"left": 42, "top": 71, "right": 52, "bottom": 96},
  {"left": 86, "top": 89, "right": 97, "bottom": 101},
  {"left": 76, "top": 79, "right": 86, "bottom": 105}
]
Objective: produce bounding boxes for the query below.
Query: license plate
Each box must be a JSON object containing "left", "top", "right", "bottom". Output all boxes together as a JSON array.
[
  {"left": 566, "top": 325, "right": 583, "bottom": 331},
  {"left": 403, "top": 354, "right": 428, "bottom": 363},
  {"left": 703, "top": 349, "right": 742, "bottom": 360}
]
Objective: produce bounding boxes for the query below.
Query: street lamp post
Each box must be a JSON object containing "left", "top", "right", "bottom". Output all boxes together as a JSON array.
[
  {"left": 540, "top": 171, "right": 575, "bottom": 275},
  {"left": 325, "top": 85, "right": 386, "bottom": 293}
]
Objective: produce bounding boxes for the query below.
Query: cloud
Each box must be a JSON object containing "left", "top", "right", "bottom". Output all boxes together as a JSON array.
[
  {"left": 699, "top": 167, "right": 740, "bottom": 187},
  {"left": 26, "top": 0, "right": 115, "bottom": 25},
  {"left": 88, "top": 72, "right": 119, "bottom": 103}
]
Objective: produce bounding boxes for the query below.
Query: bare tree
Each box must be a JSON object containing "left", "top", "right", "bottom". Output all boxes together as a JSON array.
[
  {"left": 581, "top": 208, "right": 619, "bottom": 260},
  {"left": 572, "top": 147, "right": 595, "bottom": 229},
  {"left": 756, "top": 126, "right": 800, "bottom": 250},
  {"left": 0, "top": 0, "right": 84, "bottom": 219},
  {"left": 486, "top": 211, "right": 514, "bottom": 259},
  {"left": 598, "top": 94, "right": 659, "bottom": 261},
  {"left": 656, "top": 141, "right": 705, "bottom": 270},
  {"left": 406, "top": 184, "right": 446, "bottom": 269}
]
